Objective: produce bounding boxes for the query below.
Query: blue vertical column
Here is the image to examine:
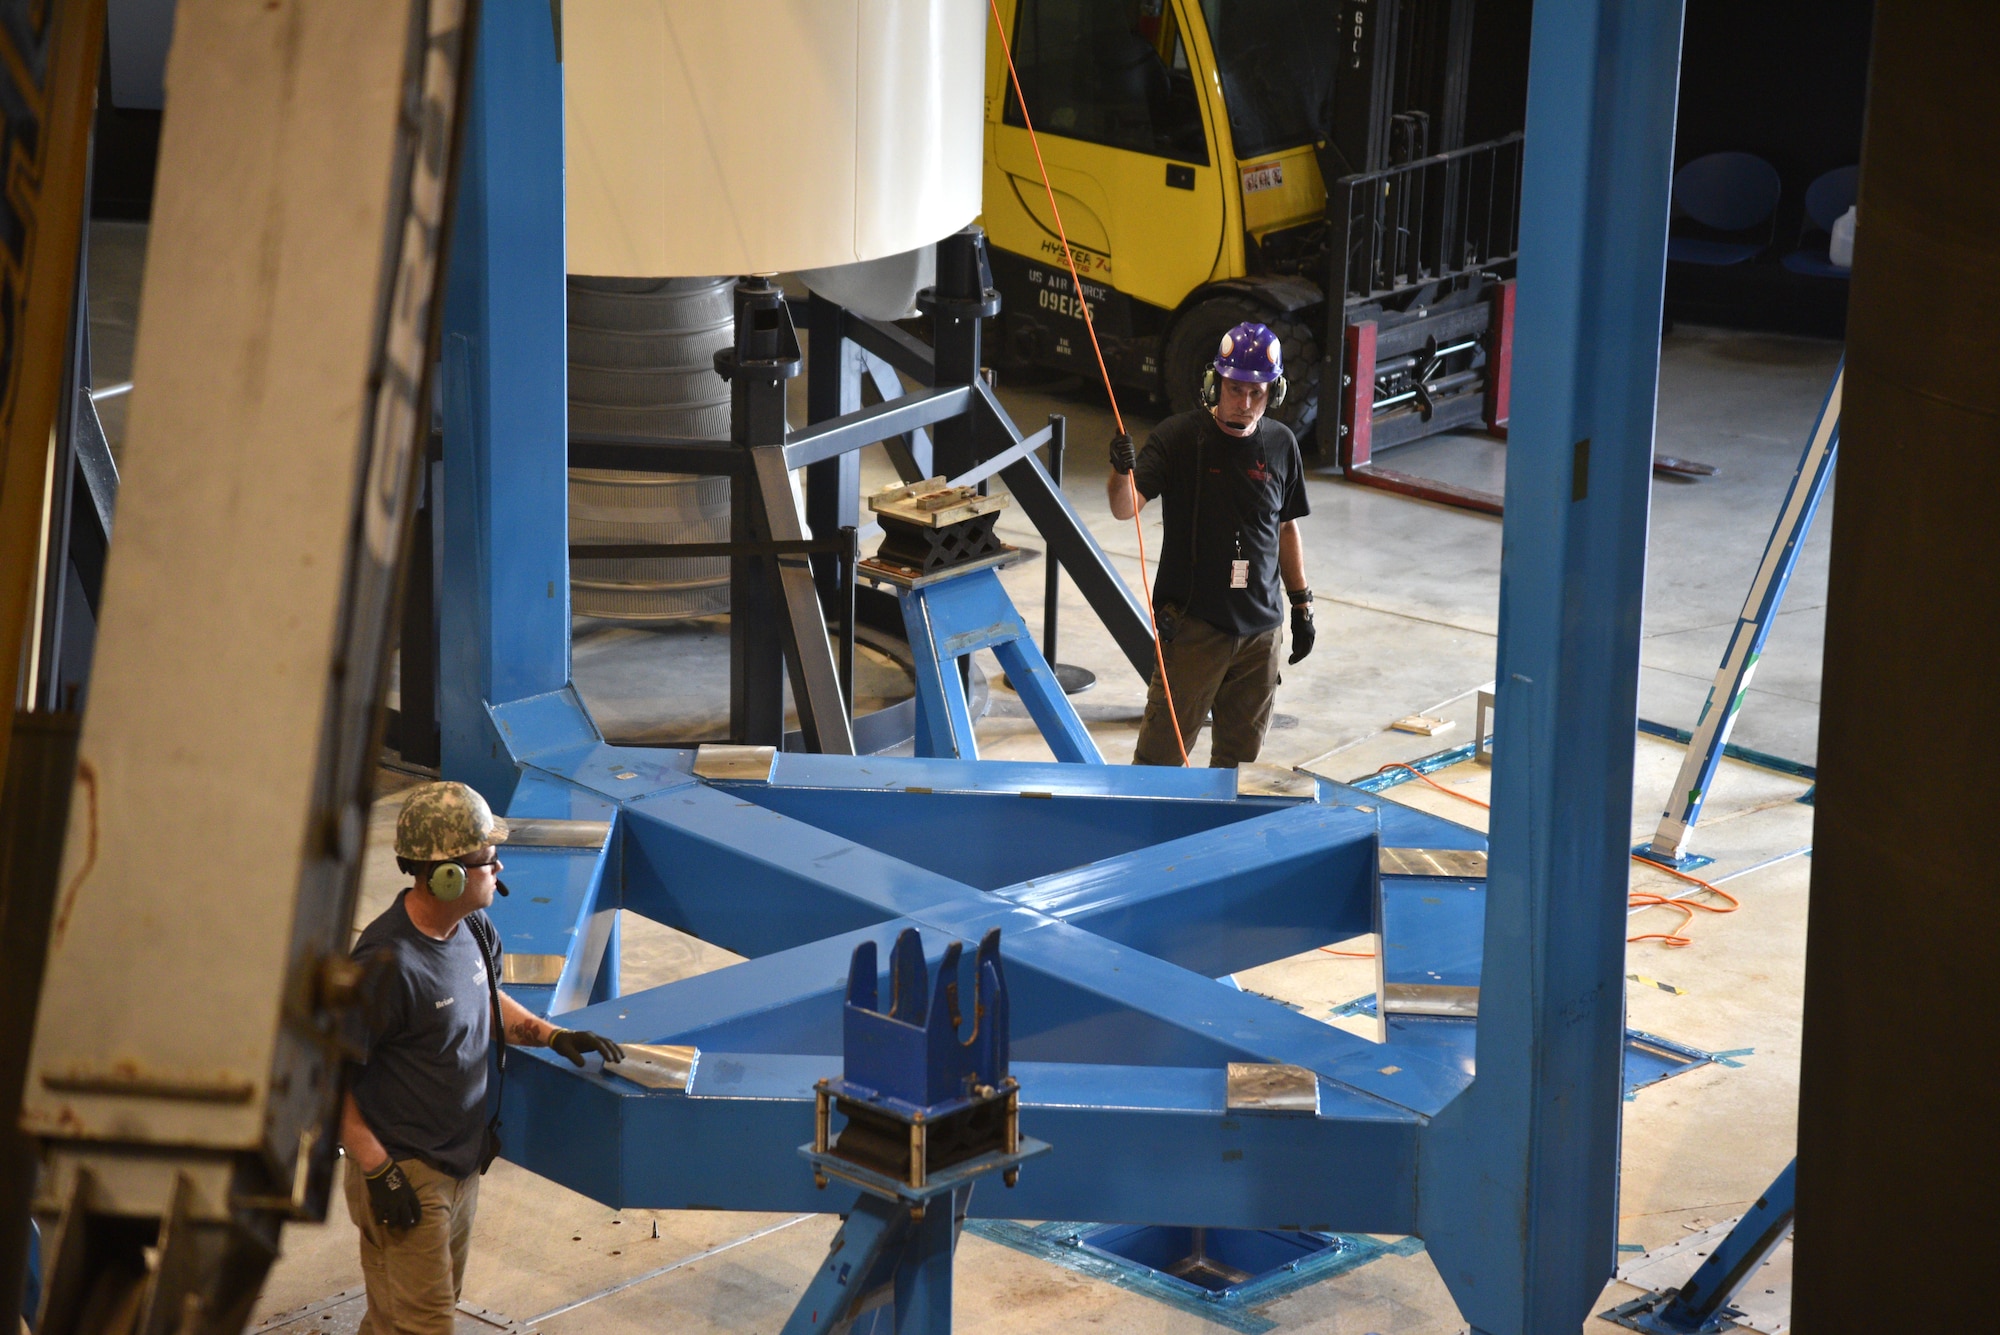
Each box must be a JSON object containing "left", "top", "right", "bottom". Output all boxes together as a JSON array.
[
  {"left": 441, "top": 0, "right": 571, "bottom": 796},
  {"left": 1418, "top": 3, "right": 1686, "bottom": 1333}
]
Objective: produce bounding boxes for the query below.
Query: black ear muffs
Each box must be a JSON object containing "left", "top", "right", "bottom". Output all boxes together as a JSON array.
[
  {"left": 1203, "top": 367, "right": 1287, "bottom": 411},
  {"left": 430, "top": 861, "right": 467, "bottom": 902}
]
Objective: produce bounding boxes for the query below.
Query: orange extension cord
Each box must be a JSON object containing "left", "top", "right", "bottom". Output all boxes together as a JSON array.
[
  {"left": 1371, "top": 762, "right": 1743, "bottom": 949},
  {"left": 988, "top": 0, "right": 1189, "bottom": 766}
]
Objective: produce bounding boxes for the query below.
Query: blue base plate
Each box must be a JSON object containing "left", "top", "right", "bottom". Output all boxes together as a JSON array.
[
  {"left": 801, "top": 1137, "right": 1052, "bottom": 1206},
  {"left": 1631, "top": 842, "right": 1716, "bottom": 873}
]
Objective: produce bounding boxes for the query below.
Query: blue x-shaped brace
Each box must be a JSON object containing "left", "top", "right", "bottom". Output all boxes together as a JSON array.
[{"left": 478, "top": 686, "right": 1489, "bottom": 1236}]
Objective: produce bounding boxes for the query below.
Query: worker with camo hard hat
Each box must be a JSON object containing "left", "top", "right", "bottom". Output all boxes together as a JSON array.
[
  {"left": 342, "top": 780, "right": 624, "bottom": 1335},
  {"left": 1107, "top": 320, "right": 1315, "bottom": 767}
]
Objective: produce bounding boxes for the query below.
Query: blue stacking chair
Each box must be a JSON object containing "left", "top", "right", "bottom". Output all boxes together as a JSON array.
[
  {"left": 1781, "top": 164, "right": 1860, "bottom": 277},
  {"left": 1667, "top": 151, "right": 1783, "bottom": 265}
]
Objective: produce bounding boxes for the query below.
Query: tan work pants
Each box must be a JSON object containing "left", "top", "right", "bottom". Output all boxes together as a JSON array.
[
  {"left": 1132, "top": 610, "right": 1283, "bottom": 768},
  {"left": 343, "top": 1157, "right": 480, "bottom": 1335}
]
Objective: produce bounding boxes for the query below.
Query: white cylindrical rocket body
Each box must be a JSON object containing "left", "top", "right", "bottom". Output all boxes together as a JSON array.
[{"left": 563, "top": 0, "right": 987, "bottom": 278}]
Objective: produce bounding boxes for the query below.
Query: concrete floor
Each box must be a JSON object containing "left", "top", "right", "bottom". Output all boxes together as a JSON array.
[{"left": 87, "top": 220, "right": 1831, "bottom": 1331}]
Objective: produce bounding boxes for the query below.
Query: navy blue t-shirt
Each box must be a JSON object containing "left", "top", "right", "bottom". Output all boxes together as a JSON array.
[
  {"left": 349, "top": 892, "right": 496, "bottom": 1179},
  {"left": 1133, "top": 410, "right": 1310, "bottom": 636}
]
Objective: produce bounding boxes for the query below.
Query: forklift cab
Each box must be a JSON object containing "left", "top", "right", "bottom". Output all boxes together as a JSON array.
[
  {"left": 983, "top": 0, "right": 1333, "bottom": 430},
  {"left": 980, "top": 0, "right": 1529, "bottom": 463}
]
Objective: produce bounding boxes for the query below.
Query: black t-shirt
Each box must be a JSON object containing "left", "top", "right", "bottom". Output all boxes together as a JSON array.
[
  {"left": 1133, "top": 410, "right": 1310, "bottom": 636},
  {"left": 349, "top": 892, "right": 496, "bottom": 1179}
]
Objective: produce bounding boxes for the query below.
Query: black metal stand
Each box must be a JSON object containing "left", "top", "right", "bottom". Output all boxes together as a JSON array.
[
  {"left": 805, "top": 293, "right": 861, "bottom": 606},
  {"left": 715, "top": 278, "right": 855, "bottom": 754},
  {"left": 559, "top": 227, "right": 1167, "bottom": 753},
  {"left": 1039, "top": 415, "right": 1095, "bottom": 696},
  {"left": 391, "top": 434, "right": 442, "bottom": 768},
  {"left": 920, "top": 230, "right": 1001, "bottom": 482}
]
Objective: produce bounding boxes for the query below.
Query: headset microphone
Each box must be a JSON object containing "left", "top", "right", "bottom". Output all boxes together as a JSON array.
[{"left": 494, "top": 879, "right": 511, "bottom": 898}]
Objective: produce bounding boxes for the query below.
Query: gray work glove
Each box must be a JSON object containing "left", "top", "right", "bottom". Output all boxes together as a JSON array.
[
  {"left": 1288, "top": 602, "right": 1316, "bottom": 665},
  {"left": 549, "top": 1029, "right": 625, "bottom": 1067},
  {"left": 363, "top": 1160, "right": 423, "bottom": 1230},
  {"left": 1109, "top": 432, "right": 1135, "bottom": 474}
]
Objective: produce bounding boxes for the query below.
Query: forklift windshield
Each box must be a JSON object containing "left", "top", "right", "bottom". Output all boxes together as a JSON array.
[{"left": 1197, "top": 0, "right": 1341, "bottom": 160}]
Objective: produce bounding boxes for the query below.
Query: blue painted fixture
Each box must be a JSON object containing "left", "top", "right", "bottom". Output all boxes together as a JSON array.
[
  {"left": 1603, "top": 1159, "right": 1795, "bottom": 1333},
  {"left": 1638, "top": 366, "right": 1841, "bottom": 870},
  {"left": 807, "top": 926, "right": 1043, "bottom": 1198},
  {"left": 783, "top": 928, "right": 1048, "bottom": 1333},
  {"left": 897, "top": 566, "right": 1102, "bottom": 763},
  {"left": 437, "top": 3, "right": 1690, "bottom": 1330}
]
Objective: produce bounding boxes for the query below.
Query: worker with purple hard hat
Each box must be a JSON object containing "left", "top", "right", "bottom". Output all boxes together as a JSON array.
[{"left": 1108, "top": 320, "right": 1315, "bottom": 767}]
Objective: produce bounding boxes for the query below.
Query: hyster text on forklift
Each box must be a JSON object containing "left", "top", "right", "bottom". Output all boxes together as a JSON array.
[{"left": 980, "top": 0, "right": 1533, "bottom": 482}]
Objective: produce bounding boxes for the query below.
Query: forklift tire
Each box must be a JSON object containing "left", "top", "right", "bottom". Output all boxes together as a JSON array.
[{"left": 1163, "top": 295, "right": 1321, "bottom": 445}]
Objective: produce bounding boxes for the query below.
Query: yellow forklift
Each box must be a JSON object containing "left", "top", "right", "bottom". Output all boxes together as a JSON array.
[{"left": 980, "top": 0, "right": 1532, "bottom": 502}]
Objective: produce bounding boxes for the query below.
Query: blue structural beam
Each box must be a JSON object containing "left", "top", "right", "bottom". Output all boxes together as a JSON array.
[
  {"left": 710, "top": 779, "right": 1268, "bottom": 892},
  {"left": 440, "top": 0, "right": 570, "bottom": 800},
  {"left": 501, "top": 1054, "right": 1422, "bottom": 1231},
  {"left": 485, "top": 845, "right": 617, "bottom": 1014},
  {"left": 780, "top": 1189, "right": 923, "bottom": 1335},
  {"left": 1653, "top": 1158, "right": 1794, "bottom": 1330},
  {"left": 475, "top": 772, "right": 624, "bottom": 1018},
  {"left": 620, "top": 786, "right": 973, "bottom": 955},
  {"left": 1639, "top": 366, "right": 1841, "bottom": 867},
  {"left": 998, "top": 803, "right": 1379, "bottom": 977},
  {"left": 899, "top": 567, "right": 1104, "bottom": 764},
  {"left": 758, "top": 752, "right": 1241, "bottom": 800},
  {"left": 1416, "top": 3, "right": 1688, "bottom": 1333},
  {"left": 1004, "top": 924, "right": 1467, "bottom": 1109},
  {"left": 1380, "top": 877, "right": 1486, "bottom": 992}
]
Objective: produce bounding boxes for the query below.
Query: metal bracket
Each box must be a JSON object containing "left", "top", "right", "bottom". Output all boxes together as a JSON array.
[
  {"left": 693, "top": 744, "right": 779, "bottom": 783},
  {"left": 1225, "top": 1063, "right": 1321, "bottom": 1115}
]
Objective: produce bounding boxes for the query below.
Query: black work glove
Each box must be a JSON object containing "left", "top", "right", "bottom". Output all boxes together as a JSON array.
[
  {"left": 549, "top": 1029, "right": 625, "bottom": 1067},
  {"left": 363, "top": 1160, "right": 423, "bottom": 1230},
  {"left": 1109, "top": 432, "right": 1135, "bottom": 474},
  {"left": 1287, "top": 602, "right": 1316, "bottom": 665}
]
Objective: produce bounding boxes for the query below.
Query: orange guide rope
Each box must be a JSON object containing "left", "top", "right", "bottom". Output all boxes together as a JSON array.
[
  {"left": 988, "top": 0, "right": 1188, "bottom": 765},
  {"left": 1371, "top": 763, "right": 1743, "bottom": 948}
]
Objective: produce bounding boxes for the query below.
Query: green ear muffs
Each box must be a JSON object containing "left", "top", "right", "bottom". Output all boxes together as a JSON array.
[{"left": 429, "top": 861, "right": 466, "bottom": 901}]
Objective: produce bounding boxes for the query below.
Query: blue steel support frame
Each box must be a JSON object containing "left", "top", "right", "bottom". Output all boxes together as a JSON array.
[
  {"left": 900, "top": 569, "right": 1102, "bottom": 764},
  {"left": 1418, "top": 1, "right": 1686, "bottom": 1330},
  {"left": 432, "top": 5, "right": 1689, "bottom": 1330},
  {"left": 781, "top": 1186, "right": 968, "bottom": 1335},
  {"left": 1645, "top": 1159, "right": 1794, "bottom": 1332},
  {"left": 440, "top": 0, "right": 571, "bottom": 800},
  {"left": 1639, "top": 369, "right": 1841, "bottom": 867}
]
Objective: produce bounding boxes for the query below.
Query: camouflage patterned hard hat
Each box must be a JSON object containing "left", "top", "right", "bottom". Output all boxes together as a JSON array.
[{"left": 394, "top": 781, "right": 510, "bottom": 861}]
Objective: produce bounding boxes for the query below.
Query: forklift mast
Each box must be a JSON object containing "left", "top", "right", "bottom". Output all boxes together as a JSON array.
[{"left": 1320, "top": 0, "right": 1532, "bottom": 480}]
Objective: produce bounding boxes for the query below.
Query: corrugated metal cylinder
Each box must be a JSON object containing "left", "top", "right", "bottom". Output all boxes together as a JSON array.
[{"left": 567, "top": 276, "right": 733, "bottom": 620}]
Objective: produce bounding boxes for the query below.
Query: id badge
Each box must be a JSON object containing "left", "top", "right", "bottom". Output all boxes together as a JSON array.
[{"left": 1229, "top": 559, "right": 1249, "bottom": 589}]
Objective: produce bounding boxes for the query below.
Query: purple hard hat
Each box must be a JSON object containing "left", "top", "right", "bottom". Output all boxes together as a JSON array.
[{"left": 1214, "top": 321, "right": 1283, "bottom": 383}]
